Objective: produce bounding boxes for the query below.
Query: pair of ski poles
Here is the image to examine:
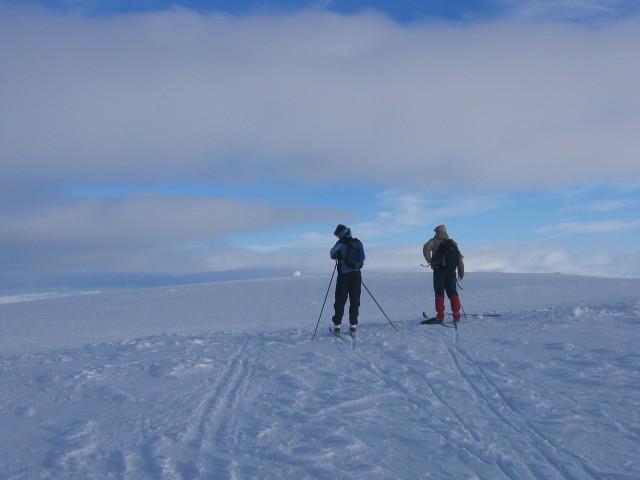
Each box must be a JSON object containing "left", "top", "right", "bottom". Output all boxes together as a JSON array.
[{"left": 311, "top": 262, "right": 398, "bottom": 340}]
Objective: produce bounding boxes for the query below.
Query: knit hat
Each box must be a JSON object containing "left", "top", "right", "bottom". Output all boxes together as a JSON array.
[
  {"left": 434, "top": 224, "right": 449, "bottom": 239},
  {"left": 333, "top": 224, "right": 348, "bottom": 237}
]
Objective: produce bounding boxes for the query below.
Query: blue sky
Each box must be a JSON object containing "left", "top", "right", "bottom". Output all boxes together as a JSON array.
[
  {"left": 7, "top": 0, "right": 640, "bottom": 22},
  {"left": 1, "top": 0, "right": 640, "bottom": 291},
  {"left": 4, "top": 0, "right": 505, "bottom": 20}
]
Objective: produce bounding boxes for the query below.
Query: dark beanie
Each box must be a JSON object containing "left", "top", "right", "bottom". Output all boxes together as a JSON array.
[{"left": 334, "top": 224, "right": 347, "bottom": 237}]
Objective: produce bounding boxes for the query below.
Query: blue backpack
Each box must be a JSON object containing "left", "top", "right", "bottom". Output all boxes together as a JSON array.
[{"left": 343, "top": 238, "right": 365, "bottom": 269}]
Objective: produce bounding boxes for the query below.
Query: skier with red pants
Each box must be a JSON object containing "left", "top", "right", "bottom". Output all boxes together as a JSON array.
[{"left": 423, "top": 225, "right": 464, "bottom": 321}]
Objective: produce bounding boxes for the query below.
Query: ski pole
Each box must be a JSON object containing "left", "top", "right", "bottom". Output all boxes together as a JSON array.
[
  {"left": 361, "top": 279, "right": 398, "bottom": 331},
  {"left": 456, "top": 282, "right": 466, "bottom": 316},
  {"left": 311, "top": 262, "right": 338, "bottom": 340}
]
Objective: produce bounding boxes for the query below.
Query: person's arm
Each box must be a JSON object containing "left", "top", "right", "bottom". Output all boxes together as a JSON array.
[
  {"left": 422, "top": 239, "right": 434, "bottom": 264},
  {"left": 457, "top": 250, "right": 465, "bottom": 280},
  {"left": 330, "top": 242, "right": 342, "bottom": 260}
]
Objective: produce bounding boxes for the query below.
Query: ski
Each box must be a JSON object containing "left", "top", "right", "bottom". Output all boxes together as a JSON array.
[
  {"left": 422, "top": 311, "right": 501, "bottom": 320},
  {"left": 421, "top": 316, "right": 443, "bottom": 324},
  {"left": 420, "top": 316, "right": 456, "bottom": 328}
]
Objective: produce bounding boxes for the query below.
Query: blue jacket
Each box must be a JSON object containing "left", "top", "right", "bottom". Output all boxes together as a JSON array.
[{"left": 330, "top": 227, "right": 364, "bottom": 274}]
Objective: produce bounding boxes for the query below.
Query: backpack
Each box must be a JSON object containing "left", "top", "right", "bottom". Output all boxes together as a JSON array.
[
  {"left": 342, "top": 237, "right": 365, "bottom": 269},
  {"left": 433, "top": 239, "right": 460, "bottom": 270}
]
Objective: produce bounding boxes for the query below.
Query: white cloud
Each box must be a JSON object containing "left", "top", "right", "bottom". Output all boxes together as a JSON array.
[
  {"left": 373, "top": 191, "right": 500, "bottom": 230},
  {"left": 465, "top": 242, "right": 640, "bottom": 278},
  {"left": 287, "top": 241, "right": 640, "bottom": 278},
  {"left": 244, "top": 231, "right": 333, "bottom": 252},
  {"left": 0, "top": 195, "right": 339, "bottom": 274},
  {"left": 1, "top": 6, "right": 639, "bottom": 192},
  {"left": 564, "top": 198, "right": 637, "bottom": 212},
  {"left": 535, "top": 219, "right": 640, "bottom": 237},
  {"left": 0, "top": 196, "right": 320, "bottom": 247},
  {"left": 497, "top": 0, "right": 633, "bottom": 21},
  {"left": 241, "top": 190, "right": 501, "bottom": 253},
  {"left": 353, "top": 190, "right": 501, "bottom": 241}
]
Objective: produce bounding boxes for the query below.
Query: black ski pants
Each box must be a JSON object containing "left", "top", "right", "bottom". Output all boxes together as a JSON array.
[
  {"left": 333, "top": 270, "right": 361, "bottom": 326},
  {"left": 433, "top": 268, "right": 458, "bottom": 298}
]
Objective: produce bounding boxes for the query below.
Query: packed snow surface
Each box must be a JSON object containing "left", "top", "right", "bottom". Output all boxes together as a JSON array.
[{"left": 1, "top": 273, "right": 639, "bottom": 479}]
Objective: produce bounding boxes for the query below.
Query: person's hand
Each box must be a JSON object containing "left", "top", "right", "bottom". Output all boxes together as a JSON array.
[{"left": 458, "top": 272, "right": 464, "bottom": 281}]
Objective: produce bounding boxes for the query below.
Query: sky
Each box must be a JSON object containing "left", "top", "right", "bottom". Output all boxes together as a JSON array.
[{"left": 1, "top": 0, "right": 640, "bottom": 291}]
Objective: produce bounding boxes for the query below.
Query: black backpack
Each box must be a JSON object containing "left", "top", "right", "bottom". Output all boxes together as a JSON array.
[
  {"left": 342, "top": 237, "right": 365, "bottom": 269},
  {"left": 433, "top": 239, "right": 460, "bottom": 270}
]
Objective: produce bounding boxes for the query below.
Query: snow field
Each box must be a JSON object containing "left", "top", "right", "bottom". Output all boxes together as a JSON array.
[{"left": 0, "top": 273, "right": 639, "bottom": 479}]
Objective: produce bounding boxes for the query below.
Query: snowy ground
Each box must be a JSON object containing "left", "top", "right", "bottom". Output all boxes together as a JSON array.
[{"left": 1, "top": 273, "right": 639, "bottom": 479}]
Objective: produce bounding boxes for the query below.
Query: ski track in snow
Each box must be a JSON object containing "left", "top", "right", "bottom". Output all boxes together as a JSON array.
[{"left": 1, "top": 278, "right": 640, "bottom": 479}]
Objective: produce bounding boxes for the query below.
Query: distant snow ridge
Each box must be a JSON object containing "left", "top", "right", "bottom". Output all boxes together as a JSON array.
[{"left": 0, "top": 291, "right": 100, "bottom": 305}]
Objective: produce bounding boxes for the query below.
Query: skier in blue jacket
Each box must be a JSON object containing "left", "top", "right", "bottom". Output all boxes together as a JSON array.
[{"left": 330, "top": 224, "right": 365, "bottom": 335}]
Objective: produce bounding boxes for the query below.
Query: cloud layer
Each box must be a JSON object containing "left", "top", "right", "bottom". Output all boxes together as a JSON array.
[
  {"left": 0, "top": 194, "right": 340, "bottom": 276},
  {"left": 1, "top": 5, "right": 639, "bottom": 286},
  {"left": 2, "top": 6, "right": 640, "bottom": 192}
]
